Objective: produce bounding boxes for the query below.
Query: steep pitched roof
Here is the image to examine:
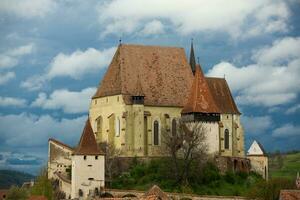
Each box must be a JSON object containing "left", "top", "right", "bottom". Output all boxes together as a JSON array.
[
  {"left": 74, "top": 119, "right": 103, "bottom": 155},
  {"left": 247, "top": 140, "right": 266, "bottom": 155},
  {"left": 182, "top": 65, "right": 220, "bottom": 114},
  {"left": 93, "top": 44, "right": 194, "bottom": 107},
  {"left": 206, "top": 77, "right": 240, "bottom": 114}
]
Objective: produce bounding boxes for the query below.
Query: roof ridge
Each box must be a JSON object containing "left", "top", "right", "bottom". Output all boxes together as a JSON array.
[{"left": 49, "top": 138, "right": 73, "bottom": 151}]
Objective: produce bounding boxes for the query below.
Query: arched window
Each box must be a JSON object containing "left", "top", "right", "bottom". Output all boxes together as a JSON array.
[
  {"left": 153, "top": 120, "right": 159, "bottom": 145},
  {"left": 224, "top": 129, "right": 229, "bottom": 149},
  {"left": 96, "top": 116, "right": 102, "bottom": 134},
  {"left": 171, "top": 119, "right": 177, "bottom": 136},
  {"left": 115, "top": 117, "right": 120, "bottom": 137}
]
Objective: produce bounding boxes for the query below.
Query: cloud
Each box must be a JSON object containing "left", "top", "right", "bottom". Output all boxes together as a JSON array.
[
  {"left": 0, "top": 97, "right": 27, "bottom": 107},
  {"left": 97, "top": 0, "right": 290, "bottom": 39},
  {"left": 0, "top": 44, "right": 34, "bottom": 69},
  {"left": 0, "top": 0, "right": 56, "bottom": 18},
  {"left": 207, "top": 37, "right": 300, "bottom": 107},
  {"left": 47, "top": 47, "right": 116, "bottom": 79},
  {"left": 272, "top": 124, "right": 300, "bottom": 137},
  {"left": 242, "top": 115, "right": 272, "bottom": 135},
  {"left": 0, "top": 113, "right": 86, "bottom": 148},
  {"left": 31, "top": 87, "right": 96, "bottom": 113},
  {"left": 21, "top": 47, "right": 115, "bottom": 91},
  {"left": 0, "top": 72, "right": 15, "bottom": 85},
  {"left": 285, "top": 104, "right": 300, "bottom": 115},
  {"left": 140, "top": 20, "right": 165, "bottom": 35}
]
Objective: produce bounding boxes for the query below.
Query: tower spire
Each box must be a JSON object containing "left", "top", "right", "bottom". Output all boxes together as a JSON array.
[{"left": 189, "top": 38, "right": 196, "bottom": 75}]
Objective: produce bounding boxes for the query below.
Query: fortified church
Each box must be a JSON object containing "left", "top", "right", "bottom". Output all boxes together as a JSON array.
[{"left": 47, "top": 42, "right": 268, "bottom": 199}]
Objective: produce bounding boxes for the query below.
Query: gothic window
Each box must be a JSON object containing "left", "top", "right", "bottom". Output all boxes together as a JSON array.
[
  {"left": 153, "top": 120, "right": 159, "bottom": 145},
  {"left": 96, "top": 116, "right": 102, "bottom": 134},
  {"left": 225, "top": 129, "right": 229, "bottom": 149},
  {"left": 171, "top": 119, "right": 177, "bottom": 136},
  {"left": 115, "top": 117, "right": 120, "bottom": 137}
]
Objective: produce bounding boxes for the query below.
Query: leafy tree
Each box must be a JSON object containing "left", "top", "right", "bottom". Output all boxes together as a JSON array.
[
  {"left": 6, "top": 185, "right": 29, "bottom": 200},
  {"left": 163, "top": 120, "right": 208, "bottom": 185},
  {"left": 31, "top": 168, "right": 53, "bottom": 200}
]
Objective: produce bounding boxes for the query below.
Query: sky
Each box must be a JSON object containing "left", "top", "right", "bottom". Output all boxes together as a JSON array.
[{"left": 0, "top": 0, "right": 299, "bottom": 175}]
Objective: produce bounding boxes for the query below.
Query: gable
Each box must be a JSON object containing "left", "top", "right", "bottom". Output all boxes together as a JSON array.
[{"left": 247, "top": 140, "right": 266, "bottom": 155}]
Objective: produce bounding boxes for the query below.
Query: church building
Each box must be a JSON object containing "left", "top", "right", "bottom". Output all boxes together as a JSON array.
[{"left": 89, "top": 42, "right": 245, "bottom": 158}]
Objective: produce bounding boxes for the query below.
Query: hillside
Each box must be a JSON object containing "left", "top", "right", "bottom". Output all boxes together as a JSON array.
[
  {"left": 0, "top": 170, "right": 35, "bottom": 189},
  {"left": 269, "top": 152, "right": 300, "bottom": 180}
]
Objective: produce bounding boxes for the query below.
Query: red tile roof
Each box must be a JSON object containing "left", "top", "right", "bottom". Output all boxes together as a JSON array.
[
  {"left": 93, "top": 44, "right": 194, "bottom": 107},
  {"left": 182, "top": 65, "right": 220, "bottom": 114},
  {"left": 279, "top": 190, "right": 300, "bottom": 200},
  {"left": 48, "top": 138, "right": 74, "bottom": 151},
  {"left": 27, "top": 196, "right": 47, "bottom": 200},
  {"left": 74, "top": 119, "right": 104, "bottom": 155},
  {"left": 206, "top": 77, "right": 240, "bottom": 114},
  {"left": 142, "top": 185, "right": 170, "bottom": 200}
]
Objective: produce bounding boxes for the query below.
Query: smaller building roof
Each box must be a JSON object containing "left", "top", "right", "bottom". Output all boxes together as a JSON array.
[
  {"left": 74, "top": 119, "right": 104, "bottom": 155},
  {"left": 279, "top": 190, "right": 300, "bottom": 200},
  {"left": 48, "top": 138, "right": 74, "bottom": 151},
  {"left": 142, "top": 185, "right": 170, "bottom": 200},
  {"left": 247, "top": 140, "right": 267, "bottom": 156},
  {"left": 182, "top": 64, "right": 220, "bottom": 114}
]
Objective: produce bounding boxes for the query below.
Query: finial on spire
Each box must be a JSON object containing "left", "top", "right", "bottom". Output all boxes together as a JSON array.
[
  {"left": 197, "top": 56, "right": 200, "bottom": 64},
  {"left": 189, "top": 39, "right": 196, "bottom": 75},
  {"left": 119, "top": 37, "right": 122, "bottom": 45}
]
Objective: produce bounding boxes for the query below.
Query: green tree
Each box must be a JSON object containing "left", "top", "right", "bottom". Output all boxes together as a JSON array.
[
  {"left": 6, "top": 186, "right": 29, "bottom": 200},
  {"left": 31, "top": 168, "right": 53, "bottom": 200}
]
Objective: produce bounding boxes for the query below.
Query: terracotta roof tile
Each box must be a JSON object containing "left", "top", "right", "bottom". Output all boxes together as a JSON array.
[
  {"left": 279, "top": 190, "right": 300, "bottom": 200},
  {"left": 74, "top": 119, "right": 104, "bottom": 155},
  {"left": 206, "top": 77, "right": 240, "bottom": 114},
  {"left": 182, "top": 65, "right": 220, "bottom": 114},
  {"left": 93, "top": 44, "right": 193, "bottom": 107},
  {"left": 142, "top": 185, "right": 170, "bottom": 200}
]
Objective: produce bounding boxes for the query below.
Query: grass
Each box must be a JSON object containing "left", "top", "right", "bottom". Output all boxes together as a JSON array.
[
  {"left": 269, "top": 152, "right": 300, "bottom": 180},
  {"left": 111, "top": 159, "right": 263, "bottom": 196}
]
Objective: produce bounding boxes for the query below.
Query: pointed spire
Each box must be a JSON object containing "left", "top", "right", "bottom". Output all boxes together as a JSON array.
[
  {"left": 74, "top": 118, "right": 103, "bottom": 155},
  {"left": 189, "top": 38, "right": 196, "bottom": 75},
  {"left": 182, "top": 65, "right": 220, "bottom": 114}
]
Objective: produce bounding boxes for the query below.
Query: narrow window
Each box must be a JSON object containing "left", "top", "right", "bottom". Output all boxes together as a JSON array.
[
  {"left": 171, "top": 119, "right": 177, "bottom": 136},
  {"left": 95, "top": 156, "right": 98, "bottom": 160},
  {"left": 96, "top": 116, "right": 102, "bottom": 134},
  {"left": 224, "top": 129, "right": 229, "bottom": 149},
  {"left": 153, "top": 120, "right": 159, "bottom": 145},
  {"left": 83, "top": 155, "right": 87, "bottom": 160},
  {"left": 115, "top": 117, "right": 120, "bottom": 137},
  {"left": 88, "top": 178, "right": 94, "bottom": 180}
]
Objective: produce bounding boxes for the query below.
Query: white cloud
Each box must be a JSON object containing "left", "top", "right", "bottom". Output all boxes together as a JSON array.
[
  {"left": 0, "top": 72, "right": 15, "bottom": 85},
  {"left": 21, "top": 47, "right": 115, "bottom": 91},
  {"left": 252, "top": 37, "right": 300, "bottom": 65},
  {"left": 0, "top": 44, "right": 34, "bottom": 69},
  {"left": 207, "top": 37, "right": 300, "bottom": 107},
  {"left": 0, "top": 0, "right": 56, "bottom": 18},
  {"left": 97, "top": 0, "right": 290, "bottom": 39},
  {"left": 285, "top": 104, "right": 300, "bottom": 115},
  {"left": 47, "top": 47, "right": 116, "bottom": 79},
  {"left": 31, "top": 87, "right": 96, "bottom": 113},
  {"left": 272, "top": 124, "right": 300, "bottom": 137},
  {"left": 0, "top": 113, "right": 86, "bottom": 148},
  {"left": 242, "top": 115, "right": 272, "bottom": 135},
  {"left": 140, "top": 20, "right": 165, "bottom": 35},
  {"left": 0, "top": 97, "right": 27, "bottom": 107}
]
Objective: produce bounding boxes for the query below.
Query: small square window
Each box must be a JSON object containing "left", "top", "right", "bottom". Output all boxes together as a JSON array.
[
  {"left": 83, "top": 155, "right": 87, "bottom": 160},
  {"left": 95, "top": 156, "right": 98, "bottom": 160}
]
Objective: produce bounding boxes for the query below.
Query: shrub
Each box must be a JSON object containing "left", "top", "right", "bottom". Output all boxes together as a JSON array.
[
  {"left": 247, "top": 178, "right": 295, "bottom": 200},
  {"left": 6, "top": 186, "right": 29, "bottom": 200}
]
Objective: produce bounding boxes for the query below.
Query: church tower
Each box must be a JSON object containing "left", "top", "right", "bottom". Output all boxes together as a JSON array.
[
  {"left": 71, "top": 119, "right": 105, "bottom": 199},
  {"left": 131, "top": 77, "right": 146, "bottom": 156}
]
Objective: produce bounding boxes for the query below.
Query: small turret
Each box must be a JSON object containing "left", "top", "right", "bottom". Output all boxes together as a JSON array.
[{"left": 132, "top": 76, "right": 144, "bottom": 104}]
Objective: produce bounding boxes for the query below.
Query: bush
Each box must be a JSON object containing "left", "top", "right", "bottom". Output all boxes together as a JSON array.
[
  {"left": 247, "top": 178, "right": 295, "bottom": 200},
  {"left": 6, "top": 186, "right": 29, "bottom": 200}
]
